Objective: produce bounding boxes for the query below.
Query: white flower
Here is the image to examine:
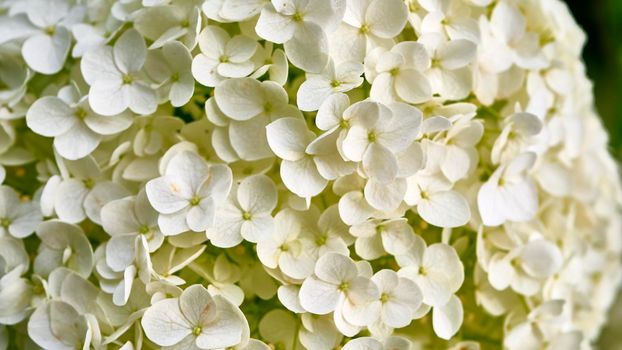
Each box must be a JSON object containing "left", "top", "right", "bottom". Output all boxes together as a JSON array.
[
  {"left": 256, "top": 209, "right": 315, "bottom": 279},
  {"left": 0, "top": 236, "right": 31, "bottom": 325},
  {"left": 192, "top": 26, "right": 257, "bottom": 87},
  {"left": 0, "top": 185, "right": 41, "bottom": 238},
  {"left": 397, "top": 235, "right": 464, "bottom": 307},
  {"left": 212, "top": 77, "right": 301, "bottom": 161},
  {"left": 487, "top": 1, "right": 548, "bottom": 71},
  {"left": 33, "top": 220, "right": 94, "bottom": 278},
  {"left": 81, "top": 28, "right": 157, "bottom": 116},
  {"left": 365, "top": 42, "right": 432, "bottom": 104},
  {"left": 417, "top": 33, "right": 477, "bottom": 101},
  {"left": 432, "top": 294, "right": 464, "bottom": 340},
  {"left": 142, "top": 284, "right": 249, "bottom": 349},
  {"left": 27, "top": 300, "right": 91, "bottom": 349},
  {"left": 491, "top": 111, "right": 543, "bottom": 165},
  {"left": 370, "top": 269, "right": 423, "bottom": 329},
  {"left": 145, "top": 41, "right": 195, "bottom": 107},
  {"left": 255, "top": 0, "right": 345, "bottom": 72},
  {"left": 350, "top": 218, "right": 415, "bottom": 260},
  {"left": 330, "top": 0, "right": 408, "bottom": 63},
  {"left": 208, "top": 174, "right": 277, "bottom": 247},
  {"left": 477, "top": 152, "right": 538, "bottom": 227},
  {"left": 250, "top": 42, "right": 289, "bottom": 85},
  {"left": 21, "top": 0, "right": 82, "bottom": 74},
  {"left": 26, "top": 85, "right": 132, "bottom": 160},
  {"left": 341, "top": 101, "right": 422, "bottom": 184},
  {"left": 487, "top": 238, "right": 563, "bottom": 296},
  {"left": 146, "top": 150, "right": 232, "bottom": 235},
  {"left": 101, "top": 188, "right": 162, "bottom": 264},
  {"left": 405, "top": 173, "right": 471, "bottom": 228},
  {"left": 134, "top": 3, "right": 201, "bottom": 49},
  {"left": 297, "top": 60, "right": 363, "bottom": 111},
  {"left": 266, "top": 117, "right": 328, "bottom": 199},
  {"left": 299, "top": 252, "right": 379, "bottom": 331}
]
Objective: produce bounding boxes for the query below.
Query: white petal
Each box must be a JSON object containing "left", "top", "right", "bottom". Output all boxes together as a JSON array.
[
  {"left": 432, "top": 295, "right": 463, "bottom": 340},
  {"left": 88, "top": 79, "right": 128, "bottom": 116},
  {"left": 229, "top": 118, "right": 273, "bottom": 161},
  {"left": 126, "top": 83, "right": 157, "bottom": 115},
  {"left": 54, "top": 122, "right": 101, "bottom": 160},
  {"left": 195, "top": 295, "right": 246, "bottom": 349},
  {"left": 54, "top": 179, "right": 88, "bottom": 223},
  {"left": 363, "top": 143, "right": 398, "bottom": 183},
  {"left": 487, "top": 253, "right": 513, "bottom": 290},
  {"left": 417, "top": 191, "right": 470, "bottom": 228},
  {"left": 364, "top": 178, "right": 406, "bottom": 212},
  {"left": 22, "top": 29, "right": 70, "bottom": 74},
  {"left": 297, "top": 77, "right": 333, "bottom": 112},
  {"left": 26, "top": 97, "right": 75, "bottom": 137},
  {"left": 179, "top": 285, "right": 216, "bottom": 326},
  {"left": 280, "top": 158, "right": 327, "bottom": 198},
  {"left": 141, "top": 299, "right": 190, "bottom": 346},
  {"left": 366, "top": 0, "right": 408, "bottom": 38},
  {"left": 238, "top": 174, "right": 277, "bottom": 214},
  {"left": 255, "top": 6, "right": 295, "bottom": 44},
  {"left": 438, "top": 40, "right": 476, "bottom": 70},
  {"left": 299, "top": 276, "right": 340, "bottom": 314},
  {"left": 490, "top": 1, "right": 525, "bottom": 44},
  {"left": 146, "top": 177, "right": 189, "bottom": 214},
  {"left": 266, "top": 117, "right": 311, "bottom": 160},
  {"left": 520, "top": 240, "right": 563, "bottom": 279},
  {"left": 215, "top": 77, "right": 264, "bottom": 121},
  {"left": 113, "top": 29, "right": 147, "bottom": 74},
  {"left": 395, "top": 69, "right": 432, "bottom": 104},
  {"left": 284, "top": 23, "right": 329, "bottom": 73}
]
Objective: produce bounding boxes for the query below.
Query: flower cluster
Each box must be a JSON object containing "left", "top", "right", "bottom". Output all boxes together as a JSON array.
[{"left": 0, "top": 0, "right": 621, "bottom": 349}]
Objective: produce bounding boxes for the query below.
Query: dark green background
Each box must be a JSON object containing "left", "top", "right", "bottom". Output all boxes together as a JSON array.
[{"left": 564, "top": 0, "right": 622, "bottom": 157}]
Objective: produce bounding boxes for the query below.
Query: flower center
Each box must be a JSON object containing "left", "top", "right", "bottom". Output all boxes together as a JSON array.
[
  {"left": 498, "top": 177, "right": 506, "bottom": 187},
  {"left": 74, "top": 108, "right": 88, "bottom": 119},
  {"left": 389, "top": 68, "right": 400, "bottom": 76},
  {"left": 380, "top": 292, "right": 390, "bottom": 303},
  {"left": 418, "top": 266, "right": 427, "bottom": 276},
  {"left": 0, "top": 218, "right": 10, "bottom": 228},
  {"left": 315, "top": 235, "right": 327, "bottom": 246},
  {"left": 292, "top": 11, "right": 303, "bottom": 22},
  {"left": 279, "top": 243, "right": 289, "bottom": 252},
  {"left": 219, "top": 55, "right": 229, "bottom": 63},
  {"left": 330, "top": 80, "right": 341, "bottom": 88},
  {"left": 359, "top": 23, "right": 370, "bottom": 34},
  {"left": 44, "top": 25, "right": 56, "bottom": 36},
  {"left": 242, "top": 211, "right": 252, "bottom": 220},
  {"left": 339, "top": 119, "right": 350, "bottom": 129},
  {"left": 139, "top": 225, "right": 150, "bottom": 234},
  {"left": 190, "top": 196, "right": 201, "bottom": 206},
  {"left": 122, "top": 74, "right": 134, "bottom": 85},
  {"left": 338, "top": 281, "right": 349, "bottom": 291},
  {"left": 367, "top": 131, "right": 377, "bottom": 142},
  {"left": 264, "top": 102, "right": 273, "bottom": 113},
  {"left": 171, "top": 72, "right": 180, "bottom": 82},
  {"left": 192, "top": 326, "right": 202, "bottom": 336},
  {"left": 83, "top": 178, "right": 95, "bottom": 189}
]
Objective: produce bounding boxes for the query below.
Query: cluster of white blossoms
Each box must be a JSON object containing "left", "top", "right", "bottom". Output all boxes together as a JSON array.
[{"left": 0, "top": 0, "right": 621, "bottom": 349}]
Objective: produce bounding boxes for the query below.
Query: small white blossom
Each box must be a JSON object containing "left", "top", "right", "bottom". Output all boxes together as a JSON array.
[
  {"left": 81, "top": 28, "right": 157, "bottom": 116},
  {"left": 141, "top": 284, "right": 249, "bottom": 349},
  {"left": 146, "top": 150, "right": 232, "bottom": 235}
]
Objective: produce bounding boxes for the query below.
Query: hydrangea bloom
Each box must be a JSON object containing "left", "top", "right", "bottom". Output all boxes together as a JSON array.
[{"left": 0, "top": 0, "right": 620, "bottom": 349}]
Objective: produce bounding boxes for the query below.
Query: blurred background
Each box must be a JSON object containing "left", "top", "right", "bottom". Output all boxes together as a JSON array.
[{"left": 562, "top": 0, "right": 622, "bottom": 348}]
